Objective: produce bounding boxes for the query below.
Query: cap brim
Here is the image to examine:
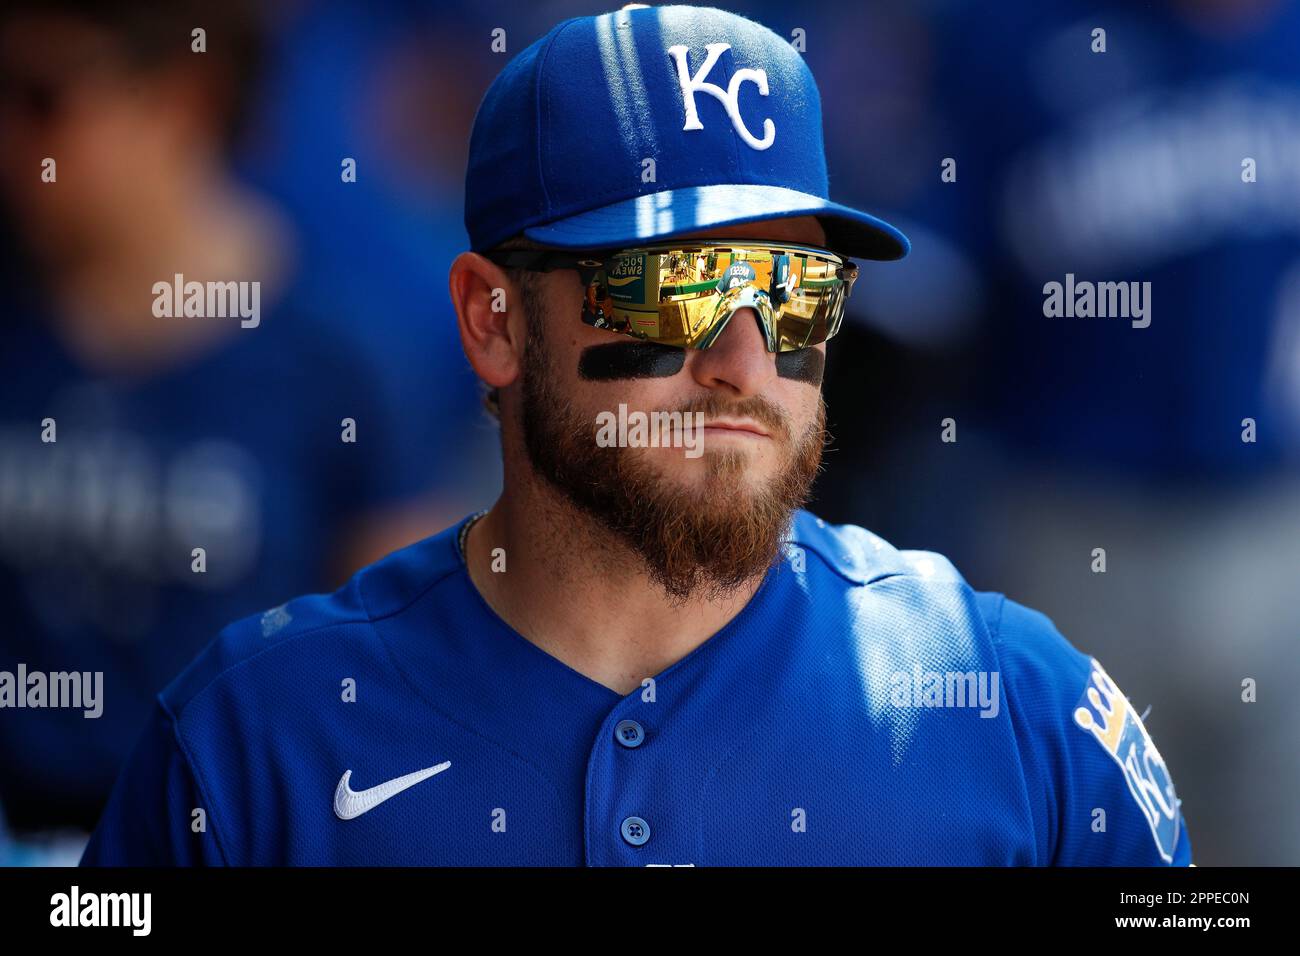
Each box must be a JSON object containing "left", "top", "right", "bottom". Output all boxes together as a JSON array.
[{"left": 521, "top": 184, "right": 909, "bottom": 261}]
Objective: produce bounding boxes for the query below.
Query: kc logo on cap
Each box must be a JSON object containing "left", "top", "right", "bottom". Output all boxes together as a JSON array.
[
  {"left": 464, "top": 4, "right": 908, "bottom": 261},
  {"left": 668, "top": 42, "right": 775, "bottom": 151}
]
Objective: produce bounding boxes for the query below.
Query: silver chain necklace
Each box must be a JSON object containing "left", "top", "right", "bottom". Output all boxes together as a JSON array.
[{"left": 457, "top": 510, "right": 489, "bottom": 562}]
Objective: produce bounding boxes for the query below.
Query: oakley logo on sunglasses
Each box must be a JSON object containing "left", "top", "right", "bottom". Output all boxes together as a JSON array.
[{"left": 667, "top": 43, "right": 775, "bottom": 151}]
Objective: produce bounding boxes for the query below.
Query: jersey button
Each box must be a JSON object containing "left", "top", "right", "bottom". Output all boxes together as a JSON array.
[
  {"left": 614, "top": 719, "right": 645, "bottom": 748},
  {"left": 621, "top": 816, "right": 651, "bottom": 847}
]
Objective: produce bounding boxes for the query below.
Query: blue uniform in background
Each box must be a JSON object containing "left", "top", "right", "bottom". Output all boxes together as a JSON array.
[
  {"left": 82, "top": 511, "right": 1190, "bottom": 866},
  {"left": 0, "top": 303, "right": 444, "bottom": 830},
  {"left": 923, "top": 0, "right": 1300, "bottom": 477}
]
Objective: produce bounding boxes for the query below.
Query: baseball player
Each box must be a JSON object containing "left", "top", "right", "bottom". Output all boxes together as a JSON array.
[
  {"left": 716, "top": 257, "right": 759, "bottom": 294},
  {"left": 83, "top": 5, "right": 1190, "bottom": 866}
]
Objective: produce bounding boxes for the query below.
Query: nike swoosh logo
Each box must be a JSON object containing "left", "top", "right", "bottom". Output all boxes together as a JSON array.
[{"left": 333, "top": 762, "right": 451, "bottom": 820}]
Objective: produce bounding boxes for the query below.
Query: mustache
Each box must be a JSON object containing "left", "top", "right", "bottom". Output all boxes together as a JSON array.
[{"left": 666, "top": 393, "right": 792, "bottom": 441}]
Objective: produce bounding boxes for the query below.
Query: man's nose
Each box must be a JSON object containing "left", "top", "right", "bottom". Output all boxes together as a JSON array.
[{"left": 687, "top": 306, "right": 777, "bottom": 397}]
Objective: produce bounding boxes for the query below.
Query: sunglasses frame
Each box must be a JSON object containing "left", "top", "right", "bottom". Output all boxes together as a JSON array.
[{"left": 483, "top": 240, "right": 860, "bottom": 351}]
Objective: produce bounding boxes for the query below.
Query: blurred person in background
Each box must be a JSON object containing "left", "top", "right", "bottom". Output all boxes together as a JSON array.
[
  {"left": 0, "top": 0, "right": 486, "bottom": 858},
  {"left": 234, "top": 0, "right": 500, "bottom": 499}
]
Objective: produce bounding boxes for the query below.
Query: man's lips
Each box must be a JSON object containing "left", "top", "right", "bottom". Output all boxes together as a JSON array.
[{"left": 702, "top": 419, "right": 771, "bottom": 438}]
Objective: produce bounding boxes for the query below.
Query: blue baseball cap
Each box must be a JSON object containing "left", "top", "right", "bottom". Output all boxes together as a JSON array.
[{"left": 464, "top": 4, "right": 909, "bottom": 260}]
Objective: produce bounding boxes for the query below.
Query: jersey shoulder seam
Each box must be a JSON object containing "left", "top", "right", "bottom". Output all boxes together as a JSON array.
[
  {"left": 172, "top": 560, "right": 464, "bottom": 722},
  {"left": 158, "top": 695, "right": 233, "bottom": 866},
  {"left": 978, "top": 591, "right": 1058, "bottom": 865},
  {"left": 354, "top": 555, "right": 465, "bottom": 627},
  {"left": 791, "top": 537, "right": 898, "bottom": 587},
  {"left": 984, "top": 591, "right": 1010, "bottom": 645}
]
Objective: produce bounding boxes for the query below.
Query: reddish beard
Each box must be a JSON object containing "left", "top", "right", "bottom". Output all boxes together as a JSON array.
[{"left": 521, "top": 317, "right": 826, "bottom": 603}]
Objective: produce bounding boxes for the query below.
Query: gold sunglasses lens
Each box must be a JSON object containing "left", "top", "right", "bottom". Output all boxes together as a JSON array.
[{"left": 583, "top": 244, "right": 851, "bottom": 351}]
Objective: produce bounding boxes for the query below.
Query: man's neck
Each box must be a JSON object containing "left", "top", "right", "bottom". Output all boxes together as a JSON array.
[{"left": 463, "top": 474, "right": 766, "bottom": 696}]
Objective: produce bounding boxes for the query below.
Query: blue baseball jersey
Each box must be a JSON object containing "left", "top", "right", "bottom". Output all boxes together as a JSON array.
[{"left": 82, "top": 511, "right": 1190, "bottom": 866}]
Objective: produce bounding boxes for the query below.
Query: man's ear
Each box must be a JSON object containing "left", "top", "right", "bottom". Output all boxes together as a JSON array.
[{"left": 448, "top": 252, "right": 526, "bottom": 393}]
